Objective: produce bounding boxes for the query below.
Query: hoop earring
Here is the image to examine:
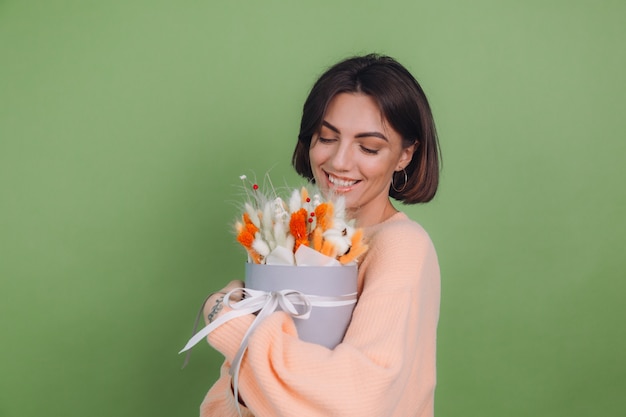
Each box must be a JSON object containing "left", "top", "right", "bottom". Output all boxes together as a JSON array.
[{"left": 391, "top": 169, "right": 408, "bottom": 193}]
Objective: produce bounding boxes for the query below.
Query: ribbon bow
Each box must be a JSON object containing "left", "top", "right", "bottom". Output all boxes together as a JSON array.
[{"left": 179, "top": 288, "right": 357, "bottom": 414}]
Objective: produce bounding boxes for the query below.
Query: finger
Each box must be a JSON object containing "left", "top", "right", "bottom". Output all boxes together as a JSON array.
[
  {"left": 224, "top": 280, "right": 245, "bottom": 292},
  {"left": 223, "top": 280, "right": 245, "bottom": 301}
]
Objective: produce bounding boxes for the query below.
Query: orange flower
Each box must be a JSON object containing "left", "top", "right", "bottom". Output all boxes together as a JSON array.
[
  {"left": 311, "top": 227, "right": 323, "bottom": 252},
  {"left": 235, "top": 214, "right": 265, "bottom": 263},
  {"left": 300, "top": 187, "right": 309, "bottom": 204},
  {"left": 314, "top": 202, "right": 334, "bottom": 231},
  {"left": 320, "top": 240, "right": 336, "bottom": 258},
  {"left": 237, "top": 214, "right": 259, "bottom": 247},
  {"left": 236, "top": 230, "right": 254, "bottom": 248},
  {"left": 339, "top": 229, "right": 368, "bottom": 264},
  {"left": 290, "top": 208, "right": 309, "bottom": 251},
  {"left": 236, "top": 227, "right": 263, "bottom": 264},
  {"left": 242, "top": 212, "right": 259, "bottom": 235}
]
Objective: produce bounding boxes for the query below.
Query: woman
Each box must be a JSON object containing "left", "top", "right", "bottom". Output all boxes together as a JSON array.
[{"left": 201, "top": 54, "right": 441, "bottom": 417}]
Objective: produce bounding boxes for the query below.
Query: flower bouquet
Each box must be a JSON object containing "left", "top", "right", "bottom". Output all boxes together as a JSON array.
[
  {"left": 234, "top": 175, "right": 367, "bottom": 268},
  {"left": 235, "top": 175, "right": 368, "bottom": 348},
  {"left": 180, "top": 175, "right": 367, "bottom": 359}
]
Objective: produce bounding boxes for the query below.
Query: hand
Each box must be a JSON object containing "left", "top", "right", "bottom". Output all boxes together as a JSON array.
[{"left": 203, "top": 280, "right": 245, "bottom": 325}]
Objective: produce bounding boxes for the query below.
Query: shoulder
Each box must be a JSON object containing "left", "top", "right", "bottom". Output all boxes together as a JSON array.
[
  {"left": 358, "top": 211, "right": 439, "bottom": 291},
  {"left": 366, "top": 212, "right": 434, "bottom": 254}
]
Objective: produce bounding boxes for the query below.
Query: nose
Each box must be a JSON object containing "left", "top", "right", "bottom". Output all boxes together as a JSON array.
[{"left": 329, "top": 141, "right": 352, "bottom": 172}]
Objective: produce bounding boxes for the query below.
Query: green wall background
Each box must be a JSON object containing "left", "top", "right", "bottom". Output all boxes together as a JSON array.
[{"left": 1, "top": 1, "right": 625, "bottom": 416}]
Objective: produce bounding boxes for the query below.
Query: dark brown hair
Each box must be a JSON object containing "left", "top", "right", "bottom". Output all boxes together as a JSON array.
[{"left": 292, "top": 53, "right": 440, "bottom": 204}]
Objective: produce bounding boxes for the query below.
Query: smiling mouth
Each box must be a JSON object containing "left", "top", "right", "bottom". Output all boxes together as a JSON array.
[{"left": 326, "top": 172, "right": 360, "bottom": 188}]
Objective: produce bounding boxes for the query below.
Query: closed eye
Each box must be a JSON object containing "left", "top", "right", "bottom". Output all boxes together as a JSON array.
[
  {"left": 360, "top": 145, "right": 379, "bottom": 155},
  {"left": 318, "top": 137, "right": 336, "bottom": 144}
]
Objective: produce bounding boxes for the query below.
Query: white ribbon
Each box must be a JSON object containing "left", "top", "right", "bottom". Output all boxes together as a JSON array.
[{"left": 179, "top": 288, "right": 357, "bottom": 414}]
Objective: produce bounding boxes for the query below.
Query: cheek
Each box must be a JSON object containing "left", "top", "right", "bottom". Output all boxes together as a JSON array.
[
  {"left": 308, "top": 148, "right": 322, "bottom": 182},
  {"left": 309, "top": 144, "right": 338, "bottom": 186},
  {"left": 308, "top": 143, "right": 326, "bottom": 167},
  {"left": 362, "top": 157, "right": 394, "bottom": 181}
]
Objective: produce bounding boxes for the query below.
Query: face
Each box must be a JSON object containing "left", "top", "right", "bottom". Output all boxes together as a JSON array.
[{"left": 309, "top": 93, "right": 415, "bottom": 226}]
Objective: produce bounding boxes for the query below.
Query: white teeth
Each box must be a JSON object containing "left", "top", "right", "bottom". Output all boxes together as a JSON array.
[{"left": 328, "top": 174, "right": 357, "bottom": 187}]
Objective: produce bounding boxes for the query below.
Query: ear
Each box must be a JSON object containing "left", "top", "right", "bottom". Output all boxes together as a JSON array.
[{"left": 396, "top": 143, "right": 417, "bottom": 171}]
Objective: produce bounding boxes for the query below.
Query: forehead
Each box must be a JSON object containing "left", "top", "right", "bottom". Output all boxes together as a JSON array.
[
  {"left": 323, "top": 93, "right": 398, "bottom": 138},
  {"left": 325, "top": 93, "right": 382, "bottom": 122}
]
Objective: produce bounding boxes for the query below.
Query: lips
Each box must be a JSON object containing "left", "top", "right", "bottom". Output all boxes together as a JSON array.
[{"left": 326, "top": 172, "right": 360, "bottom": 189}]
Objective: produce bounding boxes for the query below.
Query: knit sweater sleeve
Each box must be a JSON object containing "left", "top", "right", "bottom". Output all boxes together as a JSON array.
[{"left": 203, "top": 214, "right": 440, "bottom": 417}]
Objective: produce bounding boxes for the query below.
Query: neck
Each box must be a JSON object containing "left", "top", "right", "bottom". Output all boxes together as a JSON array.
[{"left": 350, "top": 200, "right": 398, "bottom": 228}]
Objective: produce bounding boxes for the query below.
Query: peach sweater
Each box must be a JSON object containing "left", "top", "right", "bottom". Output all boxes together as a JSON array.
[{"left": 202, "top": 212, "right": 440, "bottom": 417}]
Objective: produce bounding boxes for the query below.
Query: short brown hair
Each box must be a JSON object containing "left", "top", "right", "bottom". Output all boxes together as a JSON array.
[{"left": 292, "top": 54, "right": 440, "bottom": 204}]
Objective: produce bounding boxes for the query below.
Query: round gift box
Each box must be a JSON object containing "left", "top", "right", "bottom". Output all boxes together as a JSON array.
[{"left": 245, "top": 263, "right": 357, "bottom": 349}]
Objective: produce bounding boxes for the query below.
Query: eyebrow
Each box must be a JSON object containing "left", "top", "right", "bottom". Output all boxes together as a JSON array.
[{"left": 321, "top": 120, "right": 388, "bottom": 142}]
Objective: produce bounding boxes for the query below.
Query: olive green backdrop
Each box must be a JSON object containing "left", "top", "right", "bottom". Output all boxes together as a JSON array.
[{"left": 1, "top": 1, "right": 624, "bottom": 416}]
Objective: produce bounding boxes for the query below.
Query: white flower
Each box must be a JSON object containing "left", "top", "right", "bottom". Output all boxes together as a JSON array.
[
  {"left": 245, "top": 202, "right": 260, "bottom": 228},
  {"left": 322, "top": 217, "right": 356, "bottom": 256},
  {"left": 261, "top": 202, "right": 275, "bottom": 249},
  {"left": 273, "top": 221, "right": 288, "bottom": 247},
  {"left": 333, "top": 196, "right": 346, "bottom": 220},
  {"left": 272, "top": 197, "right": 289, "bottom": 220},
  {"left": 252, "top": 234, "right": 271, "bottom": 257},
  {"left": 288, "top": 188, "right": 301, "bottom": 213},
  {"left": 323, "top": 229, "right": 350, "bottom": 255}
]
